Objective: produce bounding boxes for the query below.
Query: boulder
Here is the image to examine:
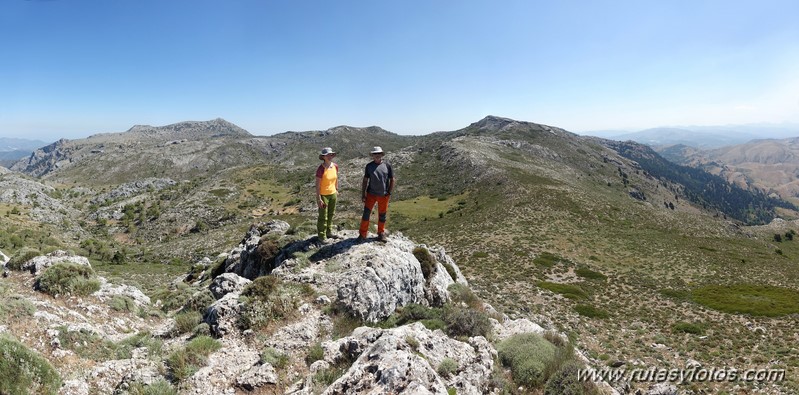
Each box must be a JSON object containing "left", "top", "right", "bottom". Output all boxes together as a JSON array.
[
  {"left": 209, "top": 273, "right": 251, "bottom": 299},
  {"left": 22, "top": 250, "right": 91, "bottom": 275},
  {"left": 320, "top": 322, "right": 495, "bottom": 395},
  {"left": 221, "top": 221, "right": 290, "bottom": 280},
  {"left": 204, "top": 292, "right": 244, "bottom": 337},
  {"left": 93, "top": 277, "right": 151, "bottom": 307}
]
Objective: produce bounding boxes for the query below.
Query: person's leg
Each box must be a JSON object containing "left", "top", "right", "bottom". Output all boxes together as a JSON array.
[
  {"left": 317, "top": 200, "right": 328, "bottom": 239},
  {"left": 325, "top": 193, "right": 337, "bottom": 237},
  {"left": 377, "top": 195, "right": 389, "bottom": 235},
  {"left": 359, "top": 194, "right": 377, "bottom": 238}
]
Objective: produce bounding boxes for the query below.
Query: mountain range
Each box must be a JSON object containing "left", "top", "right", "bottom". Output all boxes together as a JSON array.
[
  {"left": 0, "top": 137, "right": 50, "bottom": 168},
  {"left": 2, "top": 116, "right": 798, "bottom": 394},
  {"left": 586, "top": 123, "right": 799, "bottom": 149}
]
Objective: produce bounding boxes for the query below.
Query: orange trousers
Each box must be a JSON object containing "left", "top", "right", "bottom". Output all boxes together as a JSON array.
[{"left": 359, "top": 193, "right": 390, "bottom": 237}]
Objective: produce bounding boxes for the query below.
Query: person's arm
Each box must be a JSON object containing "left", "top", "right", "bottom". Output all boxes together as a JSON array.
[
  {"left": 334, "top": 163, "right": 339, "bottom": 192},
  {"left": 361, "top": 177, "right": 369, "bottom": 203},
  {"left": 315, "top": 177, "right": 325, "bottom": 208},
  {"left": 387, "top": 177, "right": 395, "bottom": 196}
]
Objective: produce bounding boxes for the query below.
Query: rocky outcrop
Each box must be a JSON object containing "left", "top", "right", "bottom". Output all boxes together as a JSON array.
[
  {"left": 22, "top": 250, "right": 91, "bottom": 274},
  {"left": 220, "top": 221, "right": 291, "bottom": 280},
  {"left": 209, "top": 272, "right": 251, "bottom": 299},
  {"left": 93, "top": 277, "right": 151, "bottom": 307},
  {"left": 90, "top": 177, "right": 176, "bottom": 205},
  {"left": 315, "top": 322, "right": 495, "bottom": 395}
]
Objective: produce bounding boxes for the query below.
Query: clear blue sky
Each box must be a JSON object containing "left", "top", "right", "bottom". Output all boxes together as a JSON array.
[{"left": 2, "top": 0, "right": 798, "bottom": 140}]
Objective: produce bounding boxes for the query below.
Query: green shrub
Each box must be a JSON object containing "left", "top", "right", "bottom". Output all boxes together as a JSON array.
[
  {"left": 6, "top": 247, "right": 41, "bottom": 271},
  {"left": 126, "top": 379, "right": 177, "bottom": 395},
  {"left": 151, "top": 283, "right": 194, "bottom": 313},
  {"left": 36, "top": 263, "right": 101, "bottom": 297},
  {"left": 396, "top": 303, "right": 444, "bottom": 325},
  {"left": 536, "top": 281, "right": 587, "bottom": 300},
  {"left": 672, "top": 321, "right": 705, "bottom": 335},
  {"left": 305, "top": 342, "right": 324, "bottom": 366},
  {"left": 261, "top": 347, "right": 289, "bottom": 369},
  {"left": 166, "top": 335, "right": 221, "bottom": 383},
  {"left": 256, "top": 237, "right": 281, "bottom": 272},
  {"left": 442, "top": 262, "right": 458, "bottom": 281},
  {"left": 0, "top": 335, "right": 62, "bottom": 395},
  {"left": 575, "top": 268, "right": 606, "bottom": 280},
  {"left": 497, "top": 333, "right": 557, "bottom": 387},
  {"left": 573, "top": 304, "right": 609, "bottom": 319},
  {"left": 544, "top": 361, "right": 601, "bottom": 395},
  {"left": 181, "top": 289, "right": 215, "bottom": 315},
  {"left": 239, "top": 276, "right": 303, "bottom": 330},
  {"left": 437, "top": 357, "right": 458, "bottom": 378},
  {"left": 447, "top": 283, "right": 481, "bottom": 309},
  {"left": 444, "top": 306, "right": 492, "bottom": 338},
  {"left": 533, "top": 252, "right": 561, "bottom": 267},
  {"left": 108, "top": 295, "right": 138, "bottom": 313},
  {"left": 57, "top": 327, "right": 117, "bottom": 361},
  {"left": 174, "top": 311, "right": 203, "bottom": 334},
  {"left": 209, "top": 256, "right": 227, "bottom": 279},
  {"left": 413, "top": 246, "right": 437, "bottom": 281},
  {"left": 659, "top": 288, "right": 690, "bottom": 301},
  {"left": 692, "top": 283, "right": 799, "bottom": 316}
]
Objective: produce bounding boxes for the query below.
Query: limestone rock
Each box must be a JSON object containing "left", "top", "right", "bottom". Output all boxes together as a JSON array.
[
  {"left": 93, "top": 277, "right": 151, "bottom": 307},
  {"left": 204, "top": 292, "right": 244, "bottom": 337},
  {"left": 221, "top": 221, "right": 290, "bottom": 280},
  {"left": 236, "top": 363, "right": 278, "bottom": 390},
  {"left": 209, "top": 273, "right": 251, "bottom": 299},
  {"left": 22, "top": 250, "right": 91, "bottom": 275},
  {"left": 320, "top": 322, "right": 495, "bottom": 395}
]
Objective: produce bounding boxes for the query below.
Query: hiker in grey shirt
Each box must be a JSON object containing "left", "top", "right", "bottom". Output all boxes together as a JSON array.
[{"left": 358, "top": 146, "right": 395, "bottom": 242}]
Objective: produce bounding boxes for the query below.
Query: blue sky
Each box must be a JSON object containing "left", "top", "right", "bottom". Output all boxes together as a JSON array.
[{"left": 2, "top": 0, "right": 798, "bottom": 140}]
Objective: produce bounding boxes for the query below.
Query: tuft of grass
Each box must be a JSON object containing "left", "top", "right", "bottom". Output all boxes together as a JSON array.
[
  {"left": 536, "top": 281, "right": 587, "bottom": 300},
  {"left": 126, "top": 379, "right": 177, "bottom": 395},
  {"left": 108, "top": 295, "right": 138, "bottom": 313},
  {"left": 573, "top": 304, "right": 609, "bottom": 319},
  {"left": 174, "top": 310, "right": 203, "bottom": 334},
  {"left": 692, "top": 284, "right": 799, "bottom": 316},
  {"left": 443, "top": 306, "right": 492, "bottom": 338},
  {"left": 437, "top": 357, "right": 458, "bottom": 378},
  {"left": 442, "top": 262, "right": 458, "bottom": 281},
  {"left": 0, "top": 295, "right": 36, "bottom": 319},
  {"left": 305, "top": 342, "right": 324, "bottom": 366},
  {"left": 35, "top": 262, "right": 101, "bottom": 297},
  {"left": 447, "top": 283, "right": 481, "bottom": 309},
  {"left": 260, "top": 347, "right": 289, "bottom": 369},
  {"left": 544, "top": 360, "right": 602, "bottom": 395},
  {"left": 0, "top": 335, "right": 62, "bottom": 395},
  {"left": 166, "top": 335, "right": 221, "bottom": 383}
]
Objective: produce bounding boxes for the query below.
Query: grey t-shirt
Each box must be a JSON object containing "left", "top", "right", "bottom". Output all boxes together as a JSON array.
[{"left": 364, "top": 161, "right": 393, "bottom": 196}]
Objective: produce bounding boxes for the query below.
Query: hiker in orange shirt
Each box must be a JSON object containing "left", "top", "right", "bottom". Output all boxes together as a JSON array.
[
  {"left": 315, "top": 147, "right": 339, "bottom": 242},
  {"left": 359, "top": 146, "right": 395, "bottom": 243}
]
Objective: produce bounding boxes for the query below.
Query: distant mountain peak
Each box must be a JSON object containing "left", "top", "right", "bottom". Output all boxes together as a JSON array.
[
  {"left": 124, "top": 118, "right": 252, "bottom": 139},
  {"left": 472, "top": 115, "right": 520, "bottom": 130}
]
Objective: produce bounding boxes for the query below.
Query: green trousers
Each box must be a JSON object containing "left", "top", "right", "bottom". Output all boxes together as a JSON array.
[{"left": 317, "top": 193, "right": 337, "bottom": 239}]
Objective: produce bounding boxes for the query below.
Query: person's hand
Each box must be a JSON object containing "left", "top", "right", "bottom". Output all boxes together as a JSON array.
[
  {"left": 317, "top": 199, "right": 326, "bottom": 208},
  {"left": 362, "top": 195, "right": 367, "bottom": 203}
]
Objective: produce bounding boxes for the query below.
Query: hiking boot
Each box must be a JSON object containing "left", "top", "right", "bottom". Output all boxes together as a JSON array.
[
  {"left": 355, "top": 236, "right": 368, "bottom": 243},
  {"left": 326, "top": 232, "right": 341, "bottom": 239},
  {"left": 377, "top": 233, "right": 388, "bottom": 243}
]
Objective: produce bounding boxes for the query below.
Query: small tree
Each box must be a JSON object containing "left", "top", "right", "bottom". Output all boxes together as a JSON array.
[{"left": 774, "top": 234, "right": 783, "bottom": 243}]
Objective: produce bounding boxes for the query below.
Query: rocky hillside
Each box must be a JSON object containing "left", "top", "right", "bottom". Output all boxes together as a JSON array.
[
  {"left": 0, "top": 221, "right": 628, "bottom": 395},
  {"left": 660, "top": 137, "right": 799, "bottom": 206},
  {"left": 3, "top": 116, "right": 799, "bottom": 394}
]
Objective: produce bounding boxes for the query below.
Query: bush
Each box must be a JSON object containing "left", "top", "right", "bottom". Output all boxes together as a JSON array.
[
  {"left": 174, "top": 311, "right": 203, "bottom": 334},
  {"left": 261, "top": 347, "right": 289, "bottom": 369},
  {"left": 166, "top": 335, "right": 221, "bottom": 383},
  {"left": 395, "top": 303, "right": 443, "bottom": 325},
  {"left": 573, "top": 304, "right": 609, "bottom": 319},
  {"left": 0, "top": 335, "right": 62, "bottom": 394},
  {"left": 497, "top": 333, "right": 557, "bottom": 387},
  {"left": 413, "top": 246, "right": 437, "bottom": 281},
  {"left": 544, "top": 361, "right": 601, "bottom": 395},
  {"left": 692, "top": 283, "right": 799, "bottom": 316},
  {"left": 575, "top": 268, "right": 606, "bottom": 281},
  {"left": 437, "top": 357, "right": 458, "bottom": 378},
  {"left": 305, "top": 342, "right": 324, "bottom": 366},
  {"left": 108, "top": 295, "right": 138, "bottom": 313},
  {"left": 239, "top": 276, "right": 302, "bottom": 330},
  {"left": 442, "top": 262, "right": 458, "bottom": 282},
  {"left": 672, "top": 321, "right": 705, "bottom": 335},
  {"left": 536, "top": 282, "right": 587, "bottom": 300},
  {"left": 444, "top": 306, "right": 492, "bottom": 338},
  {"left": 447, "top": 283, "right": 481, "bottom": 309},
  {"left": 256, "top": 237, "right": 281, "bottom": 272},
  {"left": 35, "top": 263, "right": 101, "bottom": 297},
  {"left": 181, "top": 289, "right": 215, "bottom": 315},
  {"left": 6, "top": 247, "right": 41, "bottom": 271}
]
